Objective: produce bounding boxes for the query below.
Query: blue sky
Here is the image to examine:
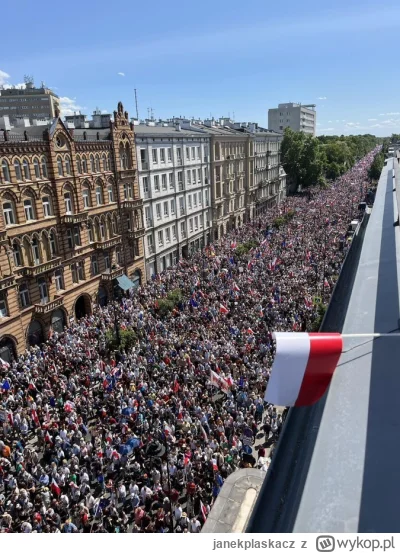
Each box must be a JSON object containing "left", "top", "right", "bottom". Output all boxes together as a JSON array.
[{"left": 1, "top": 0, "right": 399, "bottom": 136}]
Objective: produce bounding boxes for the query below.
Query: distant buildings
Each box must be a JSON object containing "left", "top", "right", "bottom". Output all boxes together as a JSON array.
[
  {"left": 0, "top": 78, "right": 60, "bottom": 126},
  {"left": 268, "top": 103, "right": 316, "bottom": 136}
]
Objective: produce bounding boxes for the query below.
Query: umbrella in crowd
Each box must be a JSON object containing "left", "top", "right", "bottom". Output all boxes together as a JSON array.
[{"left": 0, "top": 148, "right": 379, "bottom": 533}]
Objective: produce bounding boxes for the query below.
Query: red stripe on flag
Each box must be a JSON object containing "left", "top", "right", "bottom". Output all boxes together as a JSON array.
[{"left": 295, "top": 333, "right": 342, "bottom": 406}]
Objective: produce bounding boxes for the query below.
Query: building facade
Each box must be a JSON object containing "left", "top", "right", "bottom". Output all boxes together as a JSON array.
[
  {"left": 268, "top": 103, "right": 316, "bottom": 136},
  {"left": 0, "top": 102, "right": 145, "bottom": 359},
  {"left": 0, "top": 80, "right": 60, "bottom": 126},
  {"left": 135, "top": 122, "right": 211, "bottom": 278}
]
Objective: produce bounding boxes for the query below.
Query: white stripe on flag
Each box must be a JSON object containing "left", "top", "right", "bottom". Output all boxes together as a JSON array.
[{"left": 265, "top": 332, "right": 310, "bottom": 406}]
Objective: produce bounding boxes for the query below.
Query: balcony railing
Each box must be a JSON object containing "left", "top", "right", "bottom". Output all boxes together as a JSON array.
[
  {"left": 121, "top": 199, "right": 143, "bottom": 209},
  {"left": 0, "top": 275, "right": 15, "bottom": 291},
  {"left": 62, "top": 212, "right": 88, "bottom": 224},
  {"left": 94, "top": 236, "right": 122, "bottom": 250},
  {"left": 101, "top": 267, "right": 123, "bottom": 281},
  {"left": 34, "top": 296, "right": 64, "bottom": 314},
  {"left": 118, "top": 169, "right": 136, "bottom": 179},
  {"left": 128, "top": 228, "right": 145, "bottom": 240},
  {"left": 21, "top": 257, "right": 62, "bottom": 277}
]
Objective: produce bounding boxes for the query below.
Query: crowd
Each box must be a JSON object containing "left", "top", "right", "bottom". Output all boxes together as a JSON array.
[{"left": 0, "top": 149, "right": 379, "bottom": 533}]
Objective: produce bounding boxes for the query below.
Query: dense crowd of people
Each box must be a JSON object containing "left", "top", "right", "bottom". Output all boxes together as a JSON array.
[{"left": 0, "top": 149, "right": 379, "bottom": 533}]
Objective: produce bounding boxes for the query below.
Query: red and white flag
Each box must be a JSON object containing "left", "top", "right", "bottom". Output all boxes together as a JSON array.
[
  {"left": 0, "top": 358, "right": 10, "bottom": 369},
  {"left": 324, "top": 278, "right": 330, "bottom": 288},
  {"left": 210, "top": 370, "right": 230, "bottom": 394},
  {"left": 264, "top": 333, "right": 343, "bottom": 407},
  {"left": 232, "top": 282, "right": 240, "bottom": 292},
  {"left": 200, "top": 500, "right": 208, "bottom": 522},
  {"left": 219, "top": 303, "right": 229, "bottom": 315}
]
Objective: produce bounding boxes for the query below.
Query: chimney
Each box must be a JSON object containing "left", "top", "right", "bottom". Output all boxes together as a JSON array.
[{"left": 175, "top": 123, "right": 181, "bottom": 131}]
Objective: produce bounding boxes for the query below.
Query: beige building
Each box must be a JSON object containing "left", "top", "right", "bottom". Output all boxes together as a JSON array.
[
  {"left": 0, "top": 102, "right": 145, "bottom": 360},
  {"left": 268, "top": 103, "right": 316, "bottom": 136}
]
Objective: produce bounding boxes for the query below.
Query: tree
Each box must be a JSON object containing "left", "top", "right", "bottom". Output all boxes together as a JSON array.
[
  {"left": 281, "top": 129, "right": 324, "bottom": 190},
  {"left": 368, "top": 151, "right": 384, "bottom": 181}
]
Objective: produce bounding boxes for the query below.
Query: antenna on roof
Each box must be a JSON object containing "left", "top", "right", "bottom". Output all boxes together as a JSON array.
[{"left": 134, "top": 89, "right": 139, "bottom": 119}]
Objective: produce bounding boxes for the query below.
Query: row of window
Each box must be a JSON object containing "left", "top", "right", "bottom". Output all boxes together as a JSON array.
[
  {"left": 140, "top": 145, "right": 209, "bottom": 167},
  {"left": 142, "top": 168, "right": 209, "bottom": 196},
  {"left": 148, "top": 191, "right": 207, "bottom": 223},
  {"left": 147, "top": 214, "right": 206, "bottom": 251}
]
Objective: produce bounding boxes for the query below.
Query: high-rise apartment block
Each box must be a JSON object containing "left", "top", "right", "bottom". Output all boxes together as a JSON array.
[{"left": 268, "top": 103, "right": 316, "bottom": 136}]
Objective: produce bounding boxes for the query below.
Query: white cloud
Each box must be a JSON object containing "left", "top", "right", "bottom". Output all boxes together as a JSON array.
[
  {"left": 59, "top": 96, "right": 85, "bottom": 117},
  {"left": 101, "top": 109, "right": 109, "bottom": 114},
  {"left": 386, "top": 112, "right": 400, "bottom": 116},
  {"left": 328, "top": 120, "right": 332, "bottom": 123},
  {"left": 319, "top": 127, "right": 335, "bottom": 132},
  {"left": 117, "top": 72, "right": 125, "bottom": 77},
  {"left": 0, "top": 69, "right": 10, "bottom": 86},
  {"left": 368, "top": 118, "right": 377, "bottom": 121},
  {"left": 317, "top": 96, "right": 327, "bottom": 100},
  {"left": 379, "top": 113, "right": 385, "bottom": 116}
]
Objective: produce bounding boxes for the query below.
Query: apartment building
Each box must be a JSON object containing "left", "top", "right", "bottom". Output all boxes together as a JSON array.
[
  {"left": 268, "top": 103, "right": 316, "bottom": 136},
  {"left": 0, "top": 102, "right": 145, "bottom": 359},
  {"left": 135, "top": 121, "right": 211, "bottom": 278}
]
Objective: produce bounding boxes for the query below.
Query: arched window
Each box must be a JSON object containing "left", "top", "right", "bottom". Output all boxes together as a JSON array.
[
  {"left": 54, "top": 269, "right": 64, "bottom": 291},
  {"left": 41, "top": 156, "right": 48, "bottom": 178},
  {"left": 42, "top": 195, "right": 53, "bottom": 217},
  {"left": 107, "top": 183, "right": 114, "bottom": 203},
  {"left": 57, "top": 156, "right": 64, "bottom": 176},
  {"left": 108, "top": 154, "right": 112, "bottom": 171},
  {"left": 33, "top": 158, "right": 41, "bottom": 179},
  {"left": 82, "top": 186, "right": 91, "bottom": 209},
  {"left": 102, "top": 154, "right": 107, "bottom": 170},
  {"left": 1, "top": 160, "right": 10, "bottom": 182},
  {"left": 65, "top": 155, "right": 71, "bottom": 175},
  {"left": 95, "top": 185, "right": 103, "bottom": 206},
  {"left": 76, "top": 155, "right": 82, "bottom": 174},
  {"left": 99, "top": 219, "right": 106, "bottom": 240},
  {"left": 14, "top": 159, "right": 22, "bottom": 181},
  {"left": 95, "top": 155, "right": 100, "bottom": 172},
  {"left": 87, "top": 221, "right": 94, "bottom": 243},
  {"left": 90, "top": 154, "right": 95, "bottom": 172},
  {"left": 119, "top": 144, "right": 127, "bottom": 170},
  {"left": 125, "top": 145, "right": 132, "bottom": 169},
  {"left": 49, "top": 231, "right": 57, "bottom": 256},
  {"left": 19, "top": 283, "right": 30, "bottom": 309},
  {"left": 64, "top": 189, "right": 74, "bottom": 214},
  {"left": 12, "top": 241, "right": 23, "bottom": 266},
  {"left": 82, "top": 155, "right": 88, "bottom": 173},
  {"left": 22, "top": 159, "right": 31, "bottom": 180},
  {"left": 112, "top": 216, "right": 118, "bottom": 236},
  {"left": 24, "top": 198, "right": 35, "bottom": 221},
  {"left": 31, "top": 236, "right": 41, "bottom": 265},
  {"left": 2, "top": 200, "right": 16, "bottom": 226}
]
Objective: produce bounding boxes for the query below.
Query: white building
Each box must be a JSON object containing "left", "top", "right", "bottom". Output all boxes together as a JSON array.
[
  {"left": 134, "top": 121, "right": 211, "bottom": 278},
  {"left": 268, "top": 103, "right": 316, "bottom": 136}
]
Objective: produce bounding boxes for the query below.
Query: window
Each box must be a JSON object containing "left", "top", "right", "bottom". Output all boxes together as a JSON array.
[
  {"left": 162, "top": 174, "right": 167, "bottom": 191},
  {"left": 96, "top": 186, "right": 103, "bottom": 205},
  {"left": 33, "top": 158, "right": 41, "bottom": 179},
  {"left": 199, "top": 191, "right": 202, "bottom": 205},
  {"left": 76, "top": 157, "right": 82, "bottom": 174},
  {"left": 176, "top": 148, "right": 182, "bottom": 163},
  {"left": 78, "top": 261, "right": 85, "bottom": 280},
  {"left": 91, "top": 255, "right": 99, "bottom": 276},
  {"left": 194, "top": 216, "right": 198, "bottom": 230},
  {"left": 54, "top": 269, "right": 64, "bottom": 291},
  {"left": 200, "top": 214, "right": 204, "bottom": 228},
  {"left": 180, "top": 221, "right": 185, "bottom": 237},
  {"left": 154, "top": 175, "right": 160, "bottom": 192},
  {"left": 186, "top": 147, "right": 190, "bottom": 161},
  {"left": 82, "top": 156, "right": 88, "bottom": 173},
  {"left": 189, "top": 218, "right": 194, "bottom": 232},
  {"left": 191, "top": 147, "right": 195, "bottom": 160},
  {"left": 0, "top": 293, "right": 8, "bottom": 317},
  {"left": 178, "top": 171, "right": 183, "bottom": 189},
  {"left": 160, "top": 148, "right": 165, "bottom": 163},
  {"left": 73, "top": 226, "right": 81, "bottom": 246},
  {"left": 145, "top": 206, "right": 151, "bottom": 226},
  {"left": 102, "top": 154, "right": 107, "bottom": 170},
  {"left": 95, "top": 155, "right": 100, "bottom": 172},
  {"left": 49, "top": 232, "right": 57, "bottom": 256},
  {"left": 90, "top": 155, "right": 95, "bottom": 172},
  {"left": 147, "top": 234, "right": 153, "bottom": 253},
  {"left": 19, "top": 283, "right": 30, "bottom": 308},
  {"left": 179, "top": 197, "right": 184, "bottom": 215},
  {"left": 152, "top": 149, "right": 158, "bottom": 164},
  {"left": 99, "top": 220, "right": 105, "bottom": 240},
  {"left": 158, "top": 230, "right": 163, "bottom": 246},
  {"left": 1, "top": 160, "right": 10, "bottom": 182},
  {"left": 172, "top": 225, "right": 177, "bottom": 240},
  {"left": 170, "top": 199, "right": 175, "bottom": 214},
  {"left": 64, "top": 191, "right": 73, "bottom": 214},
  {"left": 126, "top": 214, "right": 132, "bottom": 231},
  {"left": 82, "top": 187, "right": 90, "bottom": 209},
  {"left": 71, "top": 263, "right": 78, "bottom": 283},
  {"left": 57, "top": 157, "right": 63, "bottom": 177},
  {"left": 116, "top": 247, "right": 122, "bottom": 265},
  {"left": 14, "top": 159, "right": 22, "bottom": 181},
  {"left": 192, "top": 169, "right": 196, "bottom": 185},
  {"left": 140, "top": 149, "right": 147, "bottom": 169},
  {"left": 156, "top": 204, "right": 161, "bottom": 219},
  {"left": 124, "top": 183, "right": 133, "bottom": 199},
  {"left": 163, "top": 202, "right": 168, "bottom": 217},
  {"left": 65, "top": 156, "right": 71, "bottom": 175},
  {"left": 3, "top": 201, "right": 15, "bottom": 225},
  {"left": 197, "top": 146, "right": 201, "bottom": 160},
  {"left": 88, "top": 223, "right": 94, "bottom": 243},
  {"left": 169, "top": 173, "right": 173, "bottom": 189},
  {"left": 165, "top": 228, "right": 171, "bottom": 243},
  {"left": 23, "top": 159, "right": 31, "bottom": 180},
  {"left": 13, "top": 242, "right": 22, "bottom": 266},
  {"left": 186, "top": 170, "right": 191, "bottom": 185},
  {"left": 167, "top": 148, "right": 172, "bottom": 162},
  {"left": 143, "top": 176, "right": 149, "bottom": 196},
  {"left": 193, "top": 195, "right": 197, "bottom": 208},
  {"left": 197, "top": 168, "right": 201, "bottom": 183},
  {"left": 38, "top": 277, "right": 49, "bottom": 304},
  {"left": 104, "top": 253, "right": 110, "bottom": 271},
  {"left": 107, "top": 154, "right": 112, "bottom": 171},
  {"left": 205, "top": 189, "right": 209, "bottom": 206},
  {"left": 107, "top": 184, "right": 114, "bottom": 203},
  {"left": 32, "top": 238, "right": 41, "bottom": 265},
  {"left": 188, "top": 195, "right": 192, "bottom": 209},
  {"left": 24, "top": 199, "right": 35, "bottom": 221},
  {"left": 66, "top": 229, "right": 74, "bottom": 249},
  {"left": 112, "top": 217, "right": 117, "bottom": 236}
]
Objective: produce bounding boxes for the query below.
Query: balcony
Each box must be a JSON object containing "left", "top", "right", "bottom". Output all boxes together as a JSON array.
[
  {"left": 121, "top": 199, "right": 143, "bottom": 209},
  {"left": 62, "top": 212, "right": 88, "bottom": 224},
  {"left": 101, "top": 267, "right": 124, "bottom": 281},
  {"left": 34, "top": 296, "right": 64, "bottom": 314},
  {"left": 21, "top": 257, "right": 62, "bottom": 277},
  {"left": 94, "top": 236, "right": 122, "bottom": 250},
  {"left": 128, "top": 228, "right": 145, "bottom": 240},
  {"left": 0, "top": 275, "right": 15, "bottom": 291},
  {"left": 118, "top": 169, "right": 136, "bottom": 179},
  {"left": 0, "top": 230, "right": 7, "bottom": 246}
]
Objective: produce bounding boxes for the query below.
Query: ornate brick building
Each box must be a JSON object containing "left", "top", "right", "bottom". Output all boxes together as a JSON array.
[{"left": 0, "top": 102, "right": 145, "bottom": 360}]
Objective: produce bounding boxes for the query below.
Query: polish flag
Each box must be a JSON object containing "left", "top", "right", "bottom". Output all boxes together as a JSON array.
[
  {"left": 51, "top": 478, "right": 61, "bottom": 497},
  {"left": 0, "top": 358, "right": 10, "bottom": 369},
  {"left": 264, "top": 333, "right": 343, "bottom": 407},
  {"left": 219, "top": 304, "right": 229, "bottom": 315},
  {"left": 211, "top": 458, "right": 219, "bottom": 471},
  {"left": 231, "top": 241, "right": 237, "bottom": 249},
  {"left": 324, "top": 278, "right": 330, "bottom": 288},
  {"left": 232, "top": 282, "right": 240, "bottom": 292},
  {"left": 200, "top": 500, "right": 208, "bottom": 522},
  {"left": 304, "top": 297, "right": 313, "bottom": 308}
]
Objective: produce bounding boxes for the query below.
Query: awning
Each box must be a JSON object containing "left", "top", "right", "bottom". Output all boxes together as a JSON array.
[{"left": 116, "top": 274, "right": 135, "bottom": 291}]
